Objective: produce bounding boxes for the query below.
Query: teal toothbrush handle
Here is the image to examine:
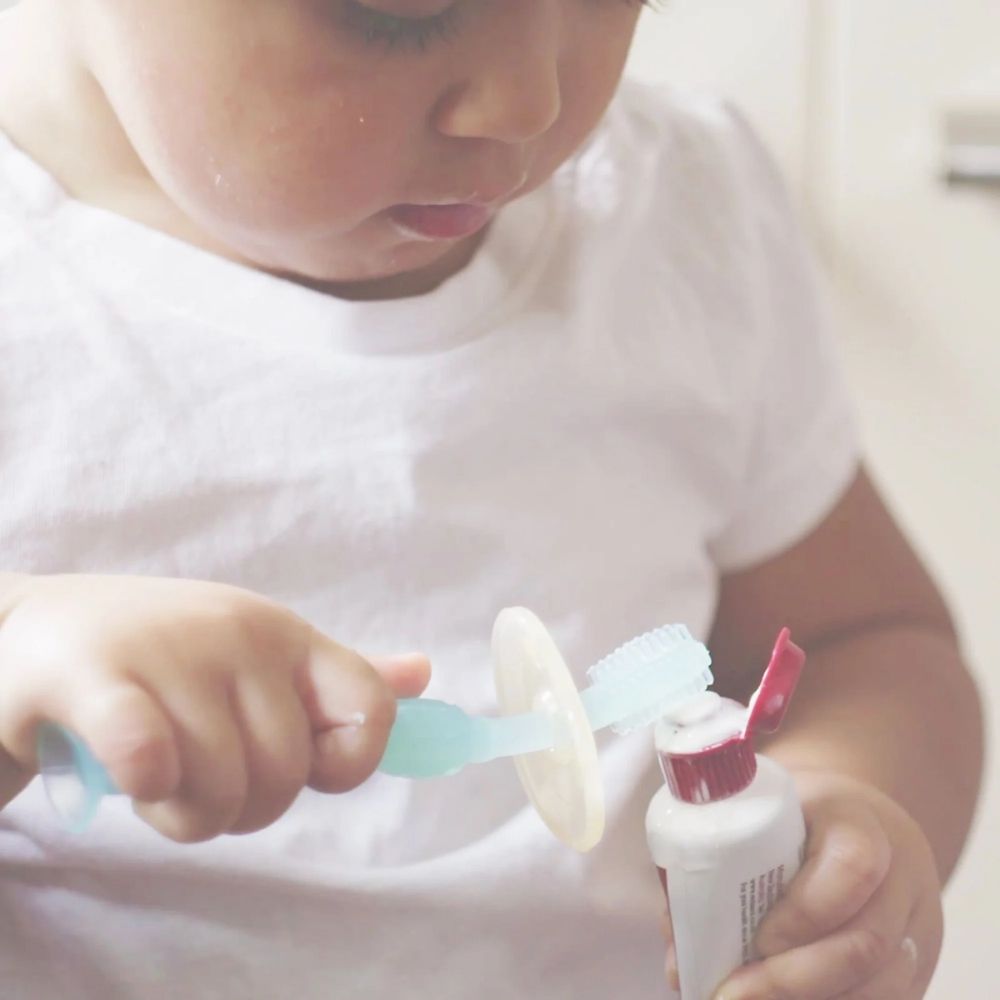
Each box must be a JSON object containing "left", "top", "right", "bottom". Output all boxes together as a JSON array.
[
  {"left": 379, "top": 699, "right": 478, "bottom": 778},
  {"left": 379, "top": 698, "right": 552, "bottom": 777},
  {"left": 38, "top": 699, "right": 554, "bottom": 829}
]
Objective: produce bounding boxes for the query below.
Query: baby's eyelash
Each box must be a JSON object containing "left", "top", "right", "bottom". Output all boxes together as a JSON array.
[
  {"left": 338, "top": 1, "right": 463, "bottom": 52},
  {"left": 339, "top": 0, "right": 660, "bottom": 56}
]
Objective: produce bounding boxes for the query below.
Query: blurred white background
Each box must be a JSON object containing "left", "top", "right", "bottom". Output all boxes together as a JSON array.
[
  {"left": 629, "top": 3, "right": 998, "bottom": 997},
  {"left": 1, "top": 0, "right": 995, "bottom": 995}
]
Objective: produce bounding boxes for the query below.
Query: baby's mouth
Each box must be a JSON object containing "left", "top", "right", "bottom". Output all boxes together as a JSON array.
[{"left": 388, "top": 203, "right": 494, "bottom": 241}]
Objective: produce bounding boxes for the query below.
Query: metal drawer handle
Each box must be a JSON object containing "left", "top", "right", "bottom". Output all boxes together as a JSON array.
[{"left": 943, "top": 109, "right": 1000, "bottom": 188}]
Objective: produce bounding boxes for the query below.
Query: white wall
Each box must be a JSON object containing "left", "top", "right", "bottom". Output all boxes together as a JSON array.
[
  {"left": 629, "top": 5, "right": 1000, "bottom": 998},
  {"left": 628, "top": 0, "right": 812, "bottom": 194}
]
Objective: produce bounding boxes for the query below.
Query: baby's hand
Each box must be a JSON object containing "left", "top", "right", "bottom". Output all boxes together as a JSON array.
[
  {"left": 712, "top": 770, "right": 943, "bottom": 1000},
  {"left": 0, "top": 574, "right": 429, "bottom": 841}
]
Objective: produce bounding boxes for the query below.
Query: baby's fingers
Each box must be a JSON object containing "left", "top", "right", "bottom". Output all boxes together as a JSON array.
[
  {"left": 367, "top": 652, "right": 431, "bottom": 699},
  {"left": 68, "top": 681, "right": 181, "bottom": 804},
  {"left": 755, "top": 801, "right": 891, "bottom": 956},
  {"left": 302, "top": 631, "right": 400, "bottom": 793},
  {"left": 716, "top": 878, "right": 911, "bottom": 999},
  {"left": 840, "top": 905, "right": 941, "bottom": 1000},
  {"left": 659, "top": 907, "right": 679, "bottom": 991},
  {"left": 228, "top": 669, "right": 311, "bottom": 834},
  {"left": 224, "top": 649, "right": 430, "bottom": 830},
  {"left": 836, "top": 941, "right": 919, "bottom": 1000},
  {"left": 134, "top": 678, "right": 248, "bottom": 842}
]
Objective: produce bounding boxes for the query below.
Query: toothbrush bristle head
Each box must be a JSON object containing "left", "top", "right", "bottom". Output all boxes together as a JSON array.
[{"left": 587, "top": 625, "right": 714, "bottom": 735}]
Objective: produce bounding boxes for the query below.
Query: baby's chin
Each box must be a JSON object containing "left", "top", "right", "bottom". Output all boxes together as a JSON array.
[{"left": 255, "top": 230, "right": 486, "bottom": 301}]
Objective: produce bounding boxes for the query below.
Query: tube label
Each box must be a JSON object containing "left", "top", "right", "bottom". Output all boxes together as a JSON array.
[{"left": 739, "top": 864, "right": 787, "bottom": 963}]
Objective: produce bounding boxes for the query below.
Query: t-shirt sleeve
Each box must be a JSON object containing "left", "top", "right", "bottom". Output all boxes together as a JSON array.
[{"left": 706, "top": 107, "right": 861, "bottom": 573}]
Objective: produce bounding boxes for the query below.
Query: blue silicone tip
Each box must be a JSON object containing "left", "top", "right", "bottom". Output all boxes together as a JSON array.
[{"left": 37, "top": 723, "right": 120, "bottom": 832}]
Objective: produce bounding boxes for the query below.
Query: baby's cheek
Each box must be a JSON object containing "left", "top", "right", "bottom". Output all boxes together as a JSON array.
[
  {"left": 125, "top": 60, "right": 389, "bottom": 230},
  {"left": 234, "top": 102, "right": 412, "bottom": 224},
  {"left": 157, "top": 122, "right": 391, "bottom": 239}
]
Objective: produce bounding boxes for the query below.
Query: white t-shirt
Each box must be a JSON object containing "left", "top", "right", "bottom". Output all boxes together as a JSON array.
[{"left": 0, "top": 83, "right": 858, "bottom": 999}]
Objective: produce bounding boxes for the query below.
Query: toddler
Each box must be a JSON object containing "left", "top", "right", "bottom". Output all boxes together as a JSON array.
[{"left": 0, "top": 1, "right": 983, "bottom": 998}]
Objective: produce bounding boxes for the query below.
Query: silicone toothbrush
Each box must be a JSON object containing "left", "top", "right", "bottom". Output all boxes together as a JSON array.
[{"left": 36, "top": 607, "right": 713, "bottom": 850}]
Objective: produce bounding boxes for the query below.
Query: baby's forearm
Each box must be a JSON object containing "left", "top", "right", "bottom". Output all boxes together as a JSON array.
[
  {"left": 762, "top": 625, "right": 984, "bottom": 882},
  {"left": 0, "top": 573, "right": 32, "bottom": 643},
  {"left": 0, "top": 572, "right": 29, "bottom": 622},
  {"left": 0, "top": 573, "right": 34, "bottom": 806}
]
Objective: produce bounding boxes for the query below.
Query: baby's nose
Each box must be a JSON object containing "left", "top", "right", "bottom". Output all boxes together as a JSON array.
[{"left": 431, "top": 5, "right": 562, "bottom": 144}]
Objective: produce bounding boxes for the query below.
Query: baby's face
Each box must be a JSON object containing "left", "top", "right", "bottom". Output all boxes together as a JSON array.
[{"left": 78, "top": 0, "right": 643, "bottom": 290}]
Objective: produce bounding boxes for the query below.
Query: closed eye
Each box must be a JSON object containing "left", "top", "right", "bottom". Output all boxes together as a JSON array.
[
  {"left": 338, "top": 0, "right": 463, "bottom": 52},
  {"left": 338, "top": 0, "right": 658, "bottom": 55}
]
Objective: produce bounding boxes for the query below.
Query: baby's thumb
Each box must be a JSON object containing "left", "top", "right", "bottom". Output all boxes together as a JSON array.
[
  {"left": 303, "top": 637, "right": 428, "bottom": 793},
  {"left": 365, "top": 653, "right": 431, "bottom": 699}
]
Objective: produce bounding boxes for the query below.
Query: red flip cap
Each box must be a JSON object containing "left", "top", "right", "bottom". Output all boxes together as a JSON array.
[{"left": 659, "top": 628, "right": 806, "bottom": 804}]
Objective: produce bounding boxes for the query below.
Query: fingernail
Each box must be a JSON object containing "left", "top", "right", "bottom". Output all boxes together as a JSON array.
[
  {"left": 316, "top": 724, "right": 369, "bottom": 763},
  {"left": 369, "top": 651, "right": 426, "bottom": 668},
  {"left": 712, "top": 968, "right": 755, "bottom": 1000},
  {"left": 326, "top": 710, "right": 366, "bottom": 728},
  {"left": 664, "top": 944, "right": 679, "bottom": 990}
]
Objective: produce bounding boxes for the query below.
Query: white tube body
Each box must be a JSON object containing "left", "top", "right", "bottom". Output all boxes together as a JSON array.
[{"left": 645, "top": 757, "right": 806, "bottom": 1000}]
